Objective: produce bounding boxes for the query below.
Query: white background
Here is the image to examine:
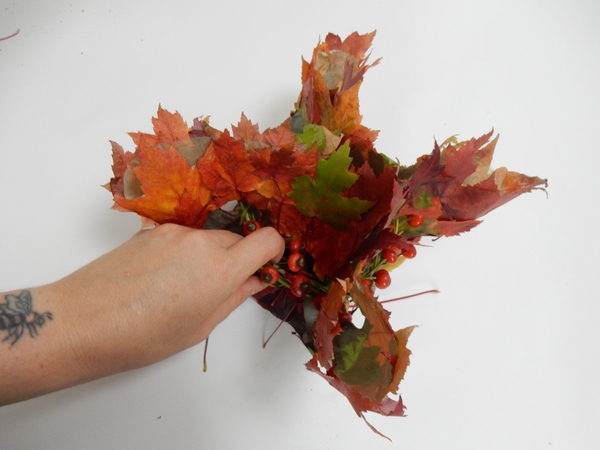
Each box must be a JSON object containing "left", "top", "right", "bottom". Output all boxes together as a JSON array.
[{"left": 1, "top": 1, "right": 598, "bottom": 449}]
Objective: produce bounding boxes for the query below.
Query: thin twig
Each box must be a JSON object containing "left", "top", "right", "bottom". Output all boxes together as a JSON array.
[
  {"left": 0, "top": 29, "right": 20, "bottom": 42},
  {"left": 262, "top": 304, "right": 295, "bottom": 348},
  {"left": 380, "top": 289, "right": 439, "bottom": 304},
  {"left": 202, "top": 335, "right": 210, "bottom": 372}
]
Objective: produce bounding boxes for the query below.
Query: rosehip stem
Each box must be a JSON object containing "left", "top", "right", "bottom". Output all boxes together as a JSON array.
[
  {"left": 363, "top": 251, "right": 384, "bottom": 279},
  {"left": 237, "top": 201, "right": 258, "bottom": 224},
  {"left": 380, "top": 289, "right": 440, "bottom": 304},
  {"left": 262, "top": 304, "right": 296, "bottom": 348}
]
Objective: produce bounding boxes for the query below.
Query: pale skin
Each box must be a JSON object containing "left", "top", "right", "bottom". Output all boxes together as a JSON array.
[{"left": 0, "top": 224, "right": 285, "bottom": 406}]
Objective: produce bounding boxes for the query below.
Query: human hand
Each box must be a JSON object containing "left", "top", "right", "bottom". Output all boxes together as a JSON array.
[
  {"left": 58, "top": 223, "right": 286, "bottom": 374},
  {"left": 0, "top": 224, "right": 284, "bottom": 404}
]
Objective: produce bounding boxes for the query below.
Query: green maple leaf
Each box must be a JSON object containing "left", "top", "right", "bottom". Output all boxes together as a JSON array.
[
  {"left": 288, "top": 142, "right": 374, "bottom": 230},
  {"left": 333, "top": 322, "right": 390, "bottom": 389},
  {"left": 295, "top": 124, "right": 326, "bottom": 151}
]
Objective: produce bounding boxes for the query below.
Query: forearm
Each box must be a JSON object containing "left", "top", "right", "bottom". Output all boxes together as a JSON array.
[
  {"left": 0, "top": 270, "right": 178, "bottom": 406},
  {"left": 0, "top": 284, "right": 92, "bottom": 405},
  {"left": 0, "top": 275, "right": 171, "bottom": 406}
]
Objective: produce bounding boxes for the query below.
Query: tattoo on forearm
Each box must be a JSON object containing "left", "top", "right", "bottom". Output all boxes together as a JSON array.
[{"left": 0, "top": 290, "right": 53, "bottom": 345}]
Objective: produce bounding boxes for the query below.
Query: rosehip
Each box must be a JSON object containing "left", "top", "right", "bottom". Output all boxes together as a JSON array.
[
  {"left": 242, "top": 220, "right": 260, "bottom": 236},
  {"left": 260, "top": 265, "right": 280, "bottom": 285},
  {"left": 287, "top": 252, "right": 305, "bottom": 273},
  {"left": 339, "top": 311, "right": 353, "bottom": 325},
  {"left": 374, "top": 269, "right": 391, "bottom": 289},
  {"left": 381, "top": 248, "right": 398, "bottom": 264},
  {"left": 402, "top": 245, "right": 417, "bottom": 259},
  {"left": 290, "top": 274, "right": 311, "bottom": 297},
  {"left": 407, "top": 214, "right": 424, "bottom": 227},
  {"left": 288, "top": 238, "right": 303, "bottom": 254}
]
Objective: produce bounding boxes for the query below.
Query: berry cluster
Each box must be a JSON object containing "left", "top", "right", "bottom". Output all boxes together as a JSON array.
[{"left": 241, "top": 209, "right": 427, "bottom": 324}]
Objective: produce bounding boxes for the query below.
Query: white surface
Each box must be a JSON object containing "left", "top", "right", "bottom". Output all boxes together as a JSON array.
[{"left": 1, "top": 0, "right": 598, "bottom": 449}]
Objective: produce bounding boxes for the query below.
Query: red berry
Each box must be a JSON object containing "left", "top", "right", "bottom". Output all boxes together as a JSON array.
[
  {"left": 242, "top": 220, "right": 260, "bottom": 236},
  {"left": 290, "top": 274, "right": 311, "bottom": 297},
  {"left": 374, "top": 269, "right": 391, "bottom": 289},
  {"left": 288, "top": 238, "right": 303, "bottom": 254},
  {"left": 287, "top": 252, "right": 305, "bottom": 273},
  {"left": 260, "top": 266, "right": 279, "bottom": 285},
  {"left": 402, "top": 245, "right": 417, "bottom": 259},
  {"left": 284, "top": 269, "right": 295, "bottom": 282},
  {"left": 381, "top": 248, "right": 398, "bottom": 264},
  {"left": 407, "top": 214, "right": 424, "bottom": 227},
  {"left": 339, "top": 311, "right": 353, "bottom": 325}
]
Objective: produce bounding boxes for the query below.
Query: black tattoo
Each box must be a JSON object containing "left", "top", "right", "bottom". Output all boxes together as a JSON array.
[{"left": 0, "top": 290, "right": 53, "bottom": 345}]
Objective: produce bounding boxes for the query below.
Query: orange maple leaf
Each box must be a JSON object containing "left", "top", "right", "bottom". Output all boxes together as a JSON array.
[
  {"left": 232, "top": 113, "right": 261, "bottom": 141},
  {"left": 297, "top": 31, "right": 380, "bottom": 137},
  {"left": 110, "top": 144, "right": 213, "bottom": 228},
  {"left": 129, "top": 106, "right": 190, "bottom": 148},
  {"left": 107, "top": 107, "right": 214, "bottom": 227}
]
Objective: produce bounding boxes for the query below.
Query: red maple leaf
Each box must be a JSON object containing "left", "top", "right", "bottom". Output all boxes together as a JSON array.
[
  {"left": 197, "top": 130, "right": 261, "bottom": 204},
  {"left": 437, "top": 132, "right": 547, "bottom": 220}
]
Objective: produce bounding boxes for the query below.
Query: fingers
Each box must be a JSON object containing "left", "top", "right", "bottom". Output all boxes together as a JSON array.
[{"left": 198, "top": 276, "right": 265, "bottom": 337}]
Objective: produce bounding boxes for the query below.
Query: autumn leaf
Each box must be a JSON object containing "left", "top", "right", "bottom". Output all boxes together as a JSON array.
[
  {"left": 296, "top": 124, "right": 327, "bottom": 150},
  {"left": 310, "top": 275, "right": 414, "bottom": 409},
  {"left": 437, "top": 132, "right": 547, "bottom": 221},
  {"left": 306, "top": 353, "right": 406, "bottom": 418},
  {"left": 306, "top": 280, "right": 411, "bottom": 432},
  {"left": 152, "top": 106, "right": 190, "bottom": 142},
  {"left": 333, "top": 321, "right": 392, "bottom": 398},
  {"left": 314, "top": 280, "right": 347, "bottom": 368},
  {"left": 108, "top": 140, "right": 135, "bottom": 180},
  {"left": 266, "top": 201, "right": 312, "bottom": 237},
  {"left": 340, "top": 280, "right": 398, "bottom": 401},
  {"left": 109, "top": 144, "right": 213, "bottom": 227},
  {"left": 305, "top": 220, "right": 361, "bottom": 280},
  {"left": 325, "top": 30, "right": 377, "bottom": 60},
  {"left": 232, "top": 112, "right": 260, "bottom": 141},
  {"left": 259, "top": 120, "right": 297, "bottom": 151},
  {"left": 296, "top": 31, "right": 380, "bottom": 137},
  {"left": 295, "top": 123, "right": 342, "bottom": 156},
  {"left": 197, "top": 130, "right": 261, "bottom": 204},
  {"left": 288, "top": 142, "right": 374, "bottom": 230},
  {"left": 128, "top": 106, "right": 190, "bottom": 148},
  {"left": 244, "top": 145, "right": 317, "bottom": 236},
  {"left": 304, "top": 162, "right": 396, "bottom": 280}
]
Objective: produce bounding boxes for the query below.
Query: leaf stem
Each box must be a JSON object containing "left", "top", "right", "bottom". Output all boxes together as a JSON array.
[
  {"left": 0, "top": 29, "right": 19, "bottom": 42},
  {"left": 202, "top": 335, "right": 210, "bottom": 372}
]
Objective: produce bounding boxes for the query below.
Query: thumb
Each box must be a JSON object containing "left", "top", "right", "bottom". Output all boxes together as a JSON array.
[{"left": 226, "top": 227, "right": 285, "bottom": 286}]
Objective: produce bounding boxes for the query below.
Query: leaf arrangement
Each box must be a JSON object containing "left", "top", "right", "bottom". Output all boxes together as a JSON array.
[{"left": 106, "top": 31, "right": 546, "bottom": 432}]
